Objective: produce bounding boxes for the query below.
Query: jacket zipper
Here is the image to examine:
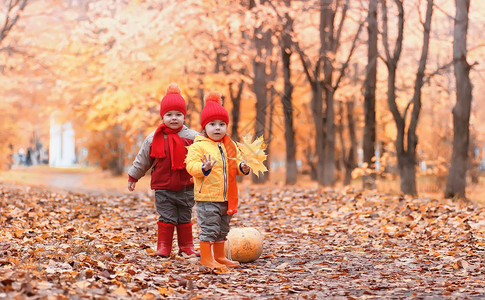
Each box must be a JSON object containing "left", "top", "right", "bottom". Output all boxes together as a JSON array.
[{"left": 218, "top": 142, "right": 227, "bottom": 201}]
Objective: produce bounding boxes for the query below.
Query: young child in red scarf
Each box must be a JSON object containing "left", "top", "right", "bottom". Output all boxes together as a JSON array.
[
  {"left": 127, "top": 83, "right": 199, "bottom": 258},
  {"left": 185, "top": 91, "right": 250, "bottom": 269}
]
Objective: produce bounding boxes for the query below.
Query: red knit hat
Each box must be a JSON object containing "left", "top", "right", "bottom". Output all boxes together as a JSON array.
[
  {"left": 200, "top": 91, "right": 229, "bottom": 129},
  {"left": 160, "top": 83, "right": 187, "bottom": 118}
]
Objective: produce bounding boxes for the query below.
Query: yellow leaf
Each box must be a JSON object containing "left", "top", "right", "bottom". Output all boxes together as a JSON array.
[
  {"left": 158, "top": 287, "right": 169, "bottom": 296},
  {"left": 73, "top": 281, "right": 90, "bottom": 289},
  {"left": 236, "top": 133, "right": 268, "bottom": 177},
  {"left": 113, "top": 286, "right": 129, "bottom": 296}
]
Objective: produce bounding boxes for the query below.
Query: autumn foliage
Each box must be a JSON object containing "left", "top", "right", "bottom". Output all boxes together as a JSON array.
[{"left": 0, "top": 0, "right": 483, "bottom": 193}]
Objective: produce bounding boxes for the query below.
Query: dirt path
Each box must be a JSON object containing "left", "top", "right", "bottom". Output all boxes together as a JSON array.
[
  {"left": 47, "top": 172, "right": 85, "bottom": 191},
  {"left": 0, "top": 167, "right": 143, "bottom": 196}
]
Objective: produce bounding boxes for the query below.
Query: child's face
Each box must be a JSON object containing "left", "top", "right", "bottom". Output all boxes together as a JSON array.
[
  {"left": 205, "top": 120, "right": 227, "bottom": 141},
  {"left": 162, "top": 110, "right": 185, "bottom": 130}
]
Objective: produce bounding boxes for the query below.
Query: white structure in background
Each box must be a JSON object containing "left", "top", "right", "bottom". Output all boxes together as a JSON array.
[{"left": 49, "top": 116, "right": 76, "bottom": 167}]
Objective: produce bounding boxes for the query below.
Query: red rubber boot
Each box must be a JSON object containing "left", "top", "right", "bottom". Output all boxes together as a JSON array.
[
  {"left": 155, "top": 222, "right": 174, "bottom": 257},
  {"left": 176, "top": 222, "right": 200, "bottom": 257}
]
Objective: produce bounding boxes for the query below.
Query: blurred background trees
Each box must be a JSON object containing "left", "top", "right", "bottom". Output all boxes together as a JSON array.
[{"left": 1, "top": 0, "right": 484, "bottom": 198}]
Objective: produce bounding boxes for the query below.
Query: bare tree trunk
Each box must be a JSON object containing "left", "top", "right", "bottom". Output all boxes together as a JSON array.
[
  {"left": 445, "top": 0, "right": 473, "bottom": 199},
  {"left": 344, "top": 100, "right": 357, "bottom": 185},
  {"left": 228, "top": 81, "right": 244, "bottom": 142},
  {"left": 402, "top": 0, "right": 433, "bottom": 195},
  {"left": 295, "top": 0, "right": 360, "bottom": 186},
  {"left": 382, "top": 0, "right": 433, "bottom": 196},
  {"left": 304, "top": 144, "right": 318, "bottom": 180},
  {"left": 279, "top": 0, "right": 298, "bottom": 185},
  {"left": 323, "top": 89, "right": 336, "bottom": 185},
  {"left": 252, "top": 61, "right": 268, "bottom": 184},
  {"left": 267, "top": 84, "right": 276, "bottom": 181},
  {"left": 337, "top": 102, "right": 345, "bottom": 181},
  {"left": 294, "top": 3, "right": 325, "bottom": 186},
  {"left": 398, "top": 154, "right": 416, "bottom": 194},
  {"left": 253, "top": 57, "right": 267, "bottom": 139},
  {"left": 250, "top": 0, "right": 271, "bottom": 184},
  {"left": 108, "top": 125, "right": 125, "bottom": 176},
  {"left": 312, "top": 83, "right": 326, "bottom": 185},
  {"left": 321, "top": 0, "right": 336, "bottom": 186},
  {"left": 381, "top": 0, "right": 406, "bottom": 193},
  {"left": 382, "top": 0, "right": 412, "bottom": 194},
  {"left": 322, "top": 0, "right": 362, "bottom": 186},
  {"left": 363, "top": 0, "right": 378, "bottom": 189},
  {"left": 468, "top": 134, "right": 479, "bottom": 184}
]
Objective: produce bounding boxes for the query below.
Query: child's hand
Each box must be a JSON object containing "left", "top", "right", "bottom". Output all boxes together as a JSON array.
[
  {"left": 240, "top": 162, "right": 250, "bottom": 174},
  {"left": 128, "top": 181, "right": 136, "bottom": 192},
  {"left": 201, "top": 154, "right": 216, "bottom": 171}
]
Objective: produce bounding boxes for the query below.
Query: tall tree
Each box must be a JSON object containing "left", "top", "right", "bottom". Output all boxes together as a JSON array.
[
  {"left": 382, "top": 0, "right": 433, "bottom": 195},
  {"left": 249, "top": 0, "right": 272, "bottom": 184},
  {"left": 279, "top": 0, "right": 297, "bottom": 185},
  {"left": 362, "top": 0, "right": 378, "bottom": 189},
  {"left": 295, "top": 0, "right": 362, "bottom": 186},
  {"left": 320, "top": 0, "right": 336, "bottom": 186},
  {"left": 445, "top": 0, "right": 473, "bottom": 199}
]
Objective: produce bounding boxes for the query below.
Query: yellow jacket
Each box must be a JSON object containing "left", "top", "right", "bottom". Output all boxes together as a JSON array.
[{"left": 185, "top": 135, "right": 246, "bottom": 202}]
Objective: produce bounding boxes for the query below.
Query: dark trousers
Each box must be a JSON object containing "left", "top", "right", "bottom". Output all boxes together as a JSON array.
[
  {"left": 196, "top": 201, "right": 232, "bottom": 241},
  {"left": 155, "top": 187, "right": 195, "bottom": 224}
]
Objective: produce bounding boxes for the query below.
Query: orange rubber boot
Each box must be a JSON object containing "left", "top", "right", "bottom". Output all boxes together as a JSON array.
[
  {"left": 213, "top": 240, "right": 240, "bottom": 268},
  {"left": 199, "top": 241, "right": 225, "bottom": 269}
]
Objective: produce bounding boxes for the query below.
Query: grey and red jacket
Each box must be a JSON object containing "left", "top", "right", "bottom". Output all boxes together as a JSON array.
[{"left": 127, "top": 125, "right": 199, "bottom": 191}]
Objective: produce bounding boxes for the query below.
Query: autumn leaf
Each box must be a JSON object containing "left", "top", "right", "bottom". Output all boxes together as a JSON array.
[
  {"left": 236, "top": 133, "right": 268, "bottom": 177},
  {"left": 113, "top": 286, "right": 129, "bottom": 296}
]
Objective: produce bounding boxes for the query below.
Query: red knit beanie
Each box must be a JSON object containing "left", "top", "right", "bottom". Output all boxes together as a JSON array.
[
  {"left": 160, "top": 83, "right": 187, "bottom": 118},
  {"left": 200, "top": 91, "right": 229, "bottom": 129}
]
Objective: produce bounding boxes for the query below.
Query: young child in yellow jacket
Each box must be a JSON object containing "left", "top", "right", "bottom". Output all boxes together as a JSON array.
[{"left": 185, "top": 91, "right": 250, "bottom": 269}]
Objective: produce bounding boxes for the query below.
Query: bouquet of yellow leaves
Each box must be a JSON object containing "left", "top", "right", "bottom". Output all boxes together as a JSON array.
[{"left": 236, "top": 133, "right": 268, "bottom": 177}]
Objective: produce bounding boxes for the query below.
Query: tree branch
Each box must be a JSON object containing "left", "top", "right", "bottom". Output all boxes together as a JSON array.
[
  {"left": 423, "top": 60, "right": 453, "bottom": 85},
  {"left": 0, "top": 0, "right": 28, "bottom": 44},
  {"left": 333, "top": 0, "right": 349, "bottom": 54},
  {"left": 393, "top": 0, "right": 404, "bottom": 65},
  {"left": 381, "top": 0, "right": 391, "bottom": 63},
  {"left": 294, "top": 41, "right": 316, "bottom": 85},
  {"left": 333, "top": 19, "right": 364, "bottom": 91},
  {"left": 407, "top": 0, "right": 433, "bottom": 152}
]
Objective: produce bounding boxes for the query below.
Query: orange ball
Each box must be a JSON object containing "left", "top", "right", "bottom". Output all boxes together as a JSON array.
[{"left": 224, "top": 227, "right": 263, "bottom": 263}]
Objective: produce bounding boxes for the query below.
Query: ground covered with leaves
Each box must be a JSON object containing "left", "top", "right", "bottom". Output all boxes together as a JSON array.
[{"left": 1, "top": 183, "right": 485, "bottom": 299}]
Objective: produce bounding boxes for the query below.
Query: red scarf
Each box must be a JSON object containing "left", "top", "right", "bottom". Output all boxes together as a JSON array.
[
  {"left": 150, "top": 124, "right": 186, "bottom": 170},
  {"left": 222, "top": 135, "right": 239, "bottom": 215}
]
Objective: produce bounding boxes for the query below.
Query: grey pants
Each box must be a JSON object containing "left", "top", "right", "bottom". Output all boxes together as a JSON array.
[
  {"left": 196, "top": 201, "right": 232, "bottom": 241},
  {"left": 155, "top": 187, "right": 195, "bottom": 225}
]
